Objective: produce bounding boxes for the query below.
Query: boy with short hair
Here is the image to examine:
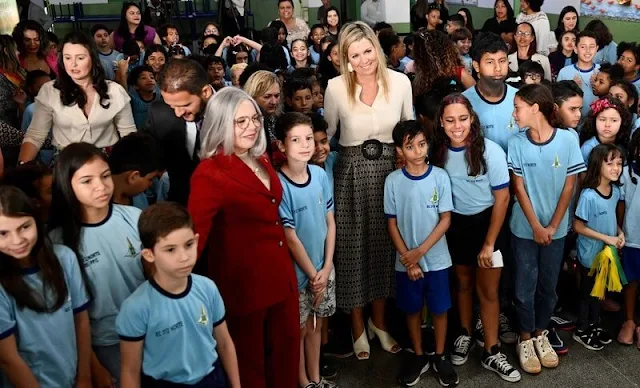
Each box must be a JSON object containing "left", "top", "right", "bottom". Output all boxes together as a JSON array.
[
  {"left": 451, "top": 28, "right": 473, "bottom": 75},
  {"left": 446, "top": 14, "right": 465, "bottom": 35},
  {"left": 117, "top": 202, "right": 241, "bottom": 387},
  {"left": 275, "top": 112, "right": 337, "bottom": 388},
  {"left": 92, "top": 24, "right": 120, "bottom": 80},
  {"left": 285, "top": 78, "right": 314, "bottom": 114},
  {"left": 309, "top": 113, "right": 337, "bottom": 193},
  {"left": 519, "top": 60, "right": 545, "bottom": 86},
  {"left": 552, "top": 80, "right": 584, "bottom": 134},
  {"left": 206, "top": 56, "right": 231, "bottom": 91},
  {"left": 159, "top": 23, "right": 192, "bottom": 56},
  {"left": 127, "top": 65, "right": 162, "bottom": 129},
  {"left": 109, "top": 133, "right": 164, "bottom": 210},
  {"left": 385, "top": 120, "right": 457, "bottom": 388},
  {"left": 463, "top": 32, "right": 520, "bottom": 153},
  {"left": 591, "top": 63, "right": 624, "bottom": 97},
  {"left": 557, "top": 31, "right": 601, "bottom": 117},
  {"left": 617, "top": 41, "right": 640, "bottom": 95}
]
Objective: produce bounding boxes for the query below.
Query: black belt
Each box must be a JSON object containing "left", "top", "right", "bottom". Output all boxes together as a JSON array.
[{"left": 360, "top": 139, "right": 385, "bottom": 160}]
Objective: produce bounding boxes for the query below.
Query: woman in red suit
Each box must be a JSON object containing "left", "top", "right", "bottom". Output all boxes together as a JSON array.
[{"left": 188, "top": 87, "right": 299, "bottom": 388}]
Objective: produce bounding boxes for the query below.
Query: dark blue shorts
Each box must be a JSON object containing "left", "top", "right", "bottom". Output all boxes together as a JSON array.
[
  {"left": 141, "top": 361, "right": 227, "bottom": 388},
  {"left": 396, "top": 268, "right": 451, "bottom": 315},
  {"left": 623, "top": 247, "right": 640, "bottom": 283}
]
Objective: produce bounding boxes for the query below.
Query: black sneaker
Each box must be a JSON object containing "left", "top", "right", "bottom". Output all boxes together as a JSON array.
[
  {"left": 474, "top": 318, "right": 485, "bottom": 347},
  {"left": 550, "top": 315, "right": 576, "bottom": 331},
  {"left": 320, "top": 354, "right": 337, "bottom": 379},
  {"left": 398, "top": 354, "right": 430, "bottom": 387},
  {"left": 595, "top": 326, "right": 613, "bottom": 345},
  {"left": 451, "top": 331, "right": 474, "bottom": 366},
  {"left": 321, "top": 341, "right": 354, "bottom": 359},
  {"left": 572, "top": 327, "right": 604, "bottom": 351},
  {"left": 547, "top": 328, "right": 568, "bottom": 355},
  {"left": 432, "top": 354, "right": 459, "bottom": 387},
  {"left": 482, "top": 345, "right": 522, "bottom": 383},
  {"left": 499, "top": 314, "right": 518, "bottom": 344}
]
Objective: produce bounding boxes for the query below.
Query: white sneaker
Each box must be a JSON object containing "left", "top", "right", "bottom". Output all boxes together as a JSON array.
[
  {"left": 533, "top": 330, "right": 559, "bottom": 369},
  {"left": 517, "top": 338, "right": 541, "bottom": 374}
]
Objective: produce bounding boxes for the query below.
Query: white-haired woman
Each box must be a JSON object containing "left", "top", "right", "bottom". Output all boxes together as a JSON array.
[
  {"left": 324, "top": 21, "right": 413, "bottom": 360},
  {"left": 188, "top": 87, "right": 299, "bottom": 388}
]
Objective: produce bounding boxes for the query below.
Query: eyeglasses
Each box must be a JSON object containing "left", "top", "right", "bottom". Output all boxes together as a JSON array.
[
  {"left": 235, "top": 114, "right": 263, "bottom": 129},
  {"left": 524, "top": 73, "right": 542, "bottom": 80},
  {"left": 515, "top": 31, "right": 532, "bottom": 37}
]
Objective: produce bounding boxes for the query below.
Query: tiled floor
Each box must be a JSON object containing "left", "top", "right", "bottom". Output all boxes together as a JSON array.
[{"left": 330, "top": 320, "right": 640, "bottom": 387}]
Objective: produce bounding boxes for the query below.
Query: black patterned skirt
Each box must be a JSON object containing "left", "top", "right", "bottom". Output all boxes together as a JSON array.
[{"left": 334, "top": 143, "right": 396, "bottom": 310}]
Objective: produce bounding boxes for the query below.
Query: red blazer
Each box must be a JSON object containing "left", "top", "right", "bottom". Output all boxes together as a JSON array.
[{"left": 188, "top": 153, "right": 297, "bottom": 317}]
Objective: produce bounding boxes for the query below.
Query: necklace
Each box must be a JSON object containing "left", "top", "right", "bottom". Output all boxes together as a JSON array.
[{"left": 237, "top": 152, "right": 262, "bottom": 176}]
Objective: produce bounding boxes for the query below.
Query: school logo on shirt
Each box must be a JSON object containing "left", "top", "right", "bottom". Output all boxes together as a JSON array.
[
  {"left": 430, "top": 187, "right": 439, "bottom": 205},
  {"left": 197, "top": 306, "right": 208, "bottom": 326},
  {"left": 552, "top": 154, "right": 562, "bottom": 169},
  {"left": 507, "top": 117, "right": 516, "bottom": 130},
  {"left": 318, "top": 192, "right": 323, "bottom": 206},
  {"left": 124, "top": 237, "right": 138, "bottom": 258}
]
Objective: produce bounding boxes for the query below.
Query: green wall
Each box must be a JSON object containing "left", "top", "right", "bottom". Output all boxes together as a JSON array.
[{"left": 51, "top": 0, "right": 640, "bottom": 43}]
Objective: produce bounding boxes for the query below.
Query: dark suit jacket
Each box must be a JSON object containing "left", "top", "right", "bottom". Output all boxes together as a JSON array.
[
  {"left": 188, "top": 153, "right": 297, "bottom": 317},
  {"left": 144, "top": 100, "right": 199, "bottom": 206}
]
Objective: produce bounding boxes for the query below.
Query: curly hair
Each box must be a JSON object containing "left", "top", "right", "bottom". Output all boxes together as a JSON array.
[
  {"left": 412, "top": 29, "right": 463, "bottom": 97},
  {"left": 430, "top": 94, "right": 487, "bottom": 177},
  {"left": 54, "top": 31, "right": 110, "bottom": 109},
  {"left": 579, "top": 96, "right": 632, "bottom": 146},
  {"left": 12, "top": 20, "right": 49, "bottom": 59}
]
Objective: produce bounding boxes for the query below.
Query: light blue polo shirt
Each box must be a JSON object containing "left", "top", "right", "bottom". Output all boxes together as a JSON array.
[
  {"left": 621, "top": 162, "right": 640, "bottom": 249},
  {"left": 557, "top": 64, "right": 601, "bottom": 118},
  {"left": 463, "top": 84, "right": 520, "bottom": 152},
  {"left": 507, "top": 128, "right": 587, "bottom": 240},
  {"left": 575, "top": 186, "right": 622, "bottom": 267},
  {"left": 49, "top": 204, "right": 146, "bottom": 347},
  {"left": 384, "top": 165, "right": 453, "bottom": 273},
  {"left": 0, "top": 245, "right": 89, "bottom": 387},
  {"left": 581, "top": 136, "right": 601, "bottom": 166},
  {"left": 323, "top": 151, "right": 338, "bottom": 194},
  {"left": 593, "top": 42, "right": 618, "bottom": 66},
  {"left": 444, "top": 138, "right": 510, "bottom": 215},
  {"left": 278, "top": 165, "right": 334, "bottom": 290},
  {"left": 116, "top": 275, "right": 225, "bottom": 385}
]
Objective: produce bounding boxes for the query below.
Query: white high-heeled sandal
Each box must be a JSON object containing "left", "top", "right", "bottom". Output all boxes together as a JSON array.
[
  {"left": 352, "top": 330, "right": 370, "bottom": 360},
  {"left": 367, "top": 318, "right": 401, "bottom": 354}
]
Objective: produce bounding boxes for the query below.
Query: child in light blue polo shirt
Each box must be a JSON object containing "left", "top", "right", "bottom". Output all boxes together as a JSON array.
[
  {"left": 463, "top": 33, "right": 520, "bottom": 152},
  {"left": 557, "top": 31, "right": 601, "bottom": 119},
  {"left": 276, "top": 112, "right": 337, "bottom": 388},
  {"left": 384, "top": 120, "right": 457, "bottom": 387},
  {"left": 0, "top": 186, "right": 90, "bottom": 387},
  {"left": 117, "top": 203, "right": 240, "bottom": 387},
  {"left": 310, "top": 113, "right": 338, "bottom": 193},
  {"left": 573, "top": 144, "right": 624, "bottom": 350},
  {"left": 507, "top": 84, "right": 586, "bottom": 373}
]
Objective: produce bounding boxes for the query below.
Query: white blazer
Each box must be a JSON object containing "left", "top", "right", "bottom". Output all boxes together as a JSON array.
[{"left": 508, "top": 52, "right": 552, "bottom": 82}]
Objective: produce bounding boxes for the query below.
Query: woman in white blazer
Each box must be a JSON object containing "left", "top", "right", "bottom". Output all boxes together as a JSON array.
[{"left": 509, "top": 22, "right": 552, "bottom": 81}]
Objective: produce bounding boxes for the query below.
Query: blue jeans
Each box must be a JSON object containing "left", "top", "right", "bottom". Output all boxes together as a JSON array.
[{"left": 511, "top": 235, "right": 566, "bottom": 334}]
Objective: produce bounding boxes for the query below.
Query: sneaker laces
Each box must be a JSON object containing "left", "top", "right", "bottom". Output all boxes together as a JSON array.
[
  {"left": 538, "top": 330, "right": 554, "bottom": 354},
  {"left": 454, "top": 335, "right": 472, "bottom": 353},
  {"left": 488, "top": 352, "right": 513, "bottom": 373},
  {"left": 521, "top": 340, "right": 536, "bottom": 359}
]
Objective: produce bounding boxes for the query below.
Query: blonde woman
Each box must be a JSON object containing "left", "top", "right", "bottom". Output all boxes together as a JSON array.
[
  {"left": 324, "top": 21, "right": 413, "bottom": 360},
  {"left": 244, "top": 70, "right": 285, "bottom": 166}
]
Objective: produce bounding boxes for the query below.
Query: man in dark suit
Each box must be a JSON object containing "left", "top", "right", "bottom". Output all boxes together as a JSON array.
[{"left": 144, "top": 59, "right": 214, "bottom": 206}]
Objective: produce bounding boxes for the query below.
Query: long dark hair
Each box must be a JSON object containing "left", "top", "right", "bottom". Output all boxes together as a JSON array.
[
  {"left": 12, "top": 20, "right": 49, "bottom": 59},
  {"left": 515, "top": 22, "right": 537, "bottom": 59},
  {"left": 0, "top": 186, "right": 68, "bottom": 312},
  {"left": 412, "top": 29, "right": 463, "bottom": 97},
  {"left": 628, "top": 130, "right": 640, "bottom": 184},
  {"left": 54, "top": 31, "right": 110, "bottom": 110},
  {"left": 50, "top": 143, "right": 109, "bottom": 293},
  {"left": 494, "top": 0, "right": 514, "bottom": 20},
  {"left": 458, "top": 8, "right": 475, "bottom": 32},
  {"left": 317, "top": 41, "right": 339, "bottom": 89},
  {"left": 431, "top": 94, "right": 487, "bottom": 177},
  {"left": 582, "top": 144, "right": 625, "bottom": 189},
  {"left": 117, "top": 3, "right": 146, "bottom": 43},
  {"left": 324, "top": 6, "right": 341, "bottom": 32},
  {"left": 584, "top": 20, "right": 613, "bottom": 49},
  {"left": 579, "top": 96, "right": 632, "bottom": 146},
  {"left": 555, "top": 6, "right": 580, "bottom": 41},
  {"left": 516, "top": 84, "right": 556, "bottom": 124}
]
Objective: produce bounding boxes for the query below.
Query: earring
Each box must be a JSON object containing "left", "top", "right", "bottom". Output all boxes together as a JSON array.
[{"left": 348, "top": 63, "right": 354, "bottom": 72}]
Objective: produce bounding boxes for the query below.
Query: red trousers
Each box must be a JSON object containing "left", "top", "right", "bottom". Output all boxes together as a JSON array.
[{"left": 227, "top": 291, "right": 300, "bottom": 388}]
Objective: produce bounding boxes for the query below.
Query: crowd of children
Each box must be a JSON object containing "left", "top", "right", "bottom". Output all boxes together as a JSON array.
[{"left": 1, "top": 0, "right": 640, "bottom": 387}]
